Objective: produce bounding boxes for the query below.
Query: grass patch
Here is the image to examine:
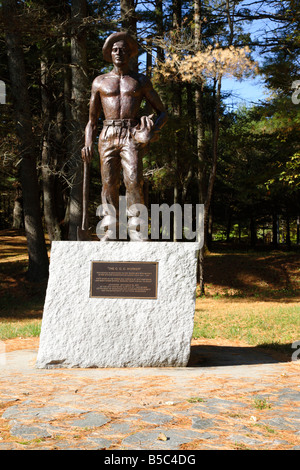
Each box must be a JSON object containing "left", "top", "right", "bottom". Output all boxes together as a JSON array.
[
  {"left": 0, "top": 320, "right": 41, "bottom": 340},
  {"left": 253, "top": 397, "right": 272, "bottom": 410},
  {"left": 260, "top": 424, "right": 276, "bottom": 434},
  {"left": 187, "top": 397, "right": 206, "bottom": 403},
  {"left": 193, "top": 299, "right": 300, "bottom": 355},
  {"left": 232, "top": 442, "right": 251, "bottom": 450},
  {"left": 193, "top": 322, "right": 217, "bottom": 339}
]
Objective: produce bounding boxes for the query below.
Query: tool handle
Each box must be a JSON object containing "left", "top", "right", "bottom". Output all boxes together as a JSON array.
[{"left": 82, "top": 161, "right": 90, "bottom": 231}]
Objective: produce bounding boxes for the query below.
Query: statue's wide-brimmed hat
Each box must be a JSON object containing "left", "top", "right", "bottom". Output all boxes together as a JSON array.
[{"left": 102, "top": 32, "right": 138, "bottom": 62}]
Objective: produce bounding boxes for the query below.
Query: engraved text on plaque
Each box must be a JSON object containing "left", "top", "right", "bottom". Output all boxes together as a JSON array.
[{"left": 90, "top": 261, "right": 158, "bottom": 299}]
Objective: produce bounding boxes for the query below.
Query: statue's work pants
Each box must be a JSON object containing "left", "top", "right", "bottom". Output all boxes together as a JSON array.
[{"left": 98, "top": 123, "right": 147, "bottom": 240}]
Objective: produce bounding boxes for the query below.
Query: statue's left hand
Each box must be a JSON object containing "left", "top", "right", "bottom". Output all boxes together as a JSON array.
[{"left": 133, "top": 115, "right": 160, "bottom": 144}]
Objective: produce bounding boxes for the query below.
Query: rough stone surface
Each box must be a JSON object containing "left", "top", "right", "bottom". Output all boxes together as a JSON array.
[
  {"left": 70, "top": 412, "right": 110, "bottom": 428},
  {"left": 137, "top": 410, "right": 174, "bottom": 425},
  {"left": 10, "top": 424, "right": 53, "bottom": 440},
  {"left": 88, "top": 437, "right": 113, "bottom": 449},
  {"left": 192, "top": 417, "right": 216, "bottom": 430},
  {"left": 2, "top": 405, "right": 86, "bottom": 421},
  {"left": 122, "top": 428, "right": 210, "bottom": 450},
  {"left": 261, "top": 417, "right": 300, "bottom": 431},
  {"left": 36, "top": 241, "right": 199, "bottom": 369}
]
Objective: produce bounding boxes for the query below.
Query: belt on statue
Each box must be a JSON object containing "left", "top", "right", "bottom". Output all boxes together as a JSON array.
[{"left": 103, "top": 119, "right": 139, "bottom": 127}]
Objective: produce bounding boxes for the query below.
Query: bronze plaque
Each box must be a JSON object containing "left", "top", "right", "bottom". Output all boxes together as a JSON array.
[{"left": 90, "top": 261, "right": 158, "bottom": 299}]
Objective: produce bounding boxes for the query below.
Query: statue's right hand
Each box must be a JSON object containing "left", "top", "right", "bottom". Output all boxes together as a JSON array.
[{"left": 81, "top": 146, "right": 93, "bottom": 163}]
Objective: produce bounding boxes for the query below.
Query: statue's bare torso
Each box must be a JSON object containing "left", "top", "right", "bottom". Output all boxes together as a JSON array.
[{"left": 93, "top": 71, "right": 153, "bottom": 120}]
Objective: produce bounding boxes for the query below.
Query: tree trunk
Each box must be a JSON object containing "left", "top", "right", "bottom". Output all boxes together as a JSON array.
[
  {"left": 144, "top": 38, "right": 154, "bottom": 116},
  {"left": 120, "top": 0, "right": 137, "bottom": 35},
  {"left": 194, "top": 0, "right": 206, "bottom": 293},
  {"left": 181, "top": 83, "right": 194, "bottom": 205},
  {"left": 12, "top": 182, "right": 23, "bottom": 229},
  {"left": 194, "top": 1, "right": 204, "bottom": 175},
  {"left": 286, "top": 211, "right": 291, "bottom": 250},
  {"left": 272, "top": 212, "right": 279, "bottom": 248},
  {"left": 4, "top": 0, "right": 49, "bottom": 281},
  {"left": 172, "top": 0, "right": 182, "bottom": 242},
  {"left": 226, "top": 207, "right": 232, "bottom": 242},
  {"left": 120, "top": 0, "right": 138, "bottom": 72},
  {"left": 250, "top": 216, "right": 257, "bottom": 247},
  {"left": 207, "top": 205, "right": 213, "bottom": 250},
  {"left": 68, "top": 0, "right": 89, "bottom": 240},
  {"left": 155, "top": 0, "right": 164, "bottom": 64},
  {"left": 204, "top": 76, "right": 221, "bottom": 232},
  {"left": 173, "top": 181, "right": 179, "bottom": 241},
  {"left": 40, "top": 58, "right": 62, "bottom": 242},
  {"left": 172, "top": 0, "right": 182, "bottom": 29},
  {"left": 195, "top": 83, "right": 205, "bottom": 203},
  {"left": 182, "top": 167, "right": 193, "bottom": 204},
  {"left": 61, "top": 33, "right": 72, "bottom": 237}
]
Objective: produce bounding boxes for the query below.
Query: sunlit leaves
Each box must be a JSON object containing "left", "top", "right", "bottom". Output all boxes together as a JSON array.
[{"left": 153, "top": 44, "right": 258, "bottom": 84}]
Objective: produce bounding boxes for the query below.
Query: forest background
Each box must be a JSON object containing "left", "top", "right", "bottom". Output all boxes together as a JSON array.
[{"left": 0, "top": 0, "right": 299, "bottom": 292}]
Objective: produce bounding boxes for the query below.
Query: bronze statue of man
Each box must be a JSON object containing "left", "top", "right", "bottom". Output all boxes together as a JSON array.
[{"left": 82, "top": 31, "right": 167, "bottom": 241}]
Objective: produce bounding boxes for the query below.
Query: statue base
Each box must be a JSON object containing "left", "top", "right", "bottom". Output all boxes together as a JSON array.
[{"left": 36, "top": 241, "right": 200, "bottom": 369}]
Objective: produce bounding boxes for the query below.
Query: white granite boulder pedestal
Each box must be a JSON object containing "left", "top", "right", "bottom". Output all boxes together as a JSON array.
[{"left": 36, "top": 241, "right": 200, "bottom": 369}]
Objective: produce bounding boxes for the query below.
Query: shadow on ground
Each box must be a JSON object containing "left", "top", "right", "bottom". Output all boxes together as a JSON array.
[
  {"left": 188, "top": 343, "right": 291, "bottom": 367},
  {"left": 204, "top": 251, "right": 300, "bottom": 300}
]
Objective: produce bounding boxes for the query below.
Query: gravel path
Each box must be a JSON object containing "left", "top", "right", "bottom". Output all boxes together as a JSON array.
[{"left": 0, "top": 339, "right": 299, "bottom": 450}]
